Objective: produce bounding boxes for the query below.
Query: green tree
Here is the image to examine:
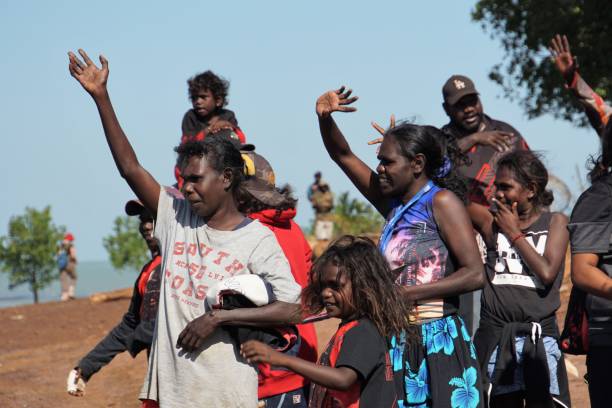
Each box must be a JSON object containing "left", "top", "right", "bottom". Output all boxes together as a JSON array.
[
  {"left": 0, "top": 206, "right": 65, "bottom": 303},
  {"left": 472, "top": 0, "right": 612, "bottom": 125},
  {"left": 332, "top": 192, "right": 384, "bottom": 237},
  {"left": 103, "top": 215, "right": 148, "bottom": 272}
]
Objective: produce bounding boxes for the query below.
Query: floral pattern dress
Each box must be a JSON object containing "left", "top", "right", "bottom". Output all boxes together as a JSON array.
[{"left": 381, "top": 184, "right": 483, "bottom": 408}]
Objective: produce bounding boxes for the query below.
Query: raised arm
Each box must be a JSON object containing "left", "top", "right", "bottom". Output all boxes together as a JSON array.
[
  {"left": 316, "top": 87, "right": 390, "bottom": 215},
  {"left": 549, "top": 34, "right": 612, "bottom": 136},
  {"left": 402, "top": 191, "right": 484, "bottom": 303},
  {"left": 68, "top": 49, "right": 160, "bottom": 215},
  {"left": 494, "top": 202, "right": 568, "bottom": 286}
]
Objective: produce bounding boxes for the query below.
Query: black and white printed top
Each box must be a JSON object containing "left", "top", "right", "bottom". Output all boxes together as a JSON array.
[{"left": 481, "top": 212, "right": 564, "bottom": 324}]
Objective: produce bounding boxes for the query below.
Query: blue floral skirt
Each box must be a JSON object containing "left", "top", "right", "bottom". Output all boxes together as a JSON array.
[{"left": 390, "top": 315, "right": 483, "bottom": 408}]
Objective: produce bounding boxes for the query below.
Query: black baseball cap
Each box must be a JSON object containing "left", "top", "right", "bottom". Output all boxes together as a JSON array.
[{"left": 442, "top": 75, "right": 479, "bottom": 106}]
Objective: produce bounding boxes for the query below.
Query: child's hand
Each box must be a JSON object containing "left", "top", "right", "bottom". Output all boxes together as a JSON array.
[
  {"left": 240, "top": 340, "right": 284, "bottom": 365},
  {"left": 68, "top": 49, "right": 109, "bottom": 98},
  {"left": 492, "top": 199, "right": 521, "bottom": 238},
  {"left": 316, "top": 87, "right": 358, "bottom": 118}
]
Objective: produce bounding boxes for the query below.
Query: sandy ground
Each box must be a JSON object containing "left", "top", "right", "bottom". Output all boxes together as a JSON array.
[{"left": 0, "top": 280, "right": 590, "bottom": 407}]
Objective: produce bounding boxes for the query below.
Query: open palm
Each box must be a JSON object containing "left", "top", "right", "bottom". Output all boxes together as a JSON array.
[
  {"left": 68, "top": 49, "right": 109, "bottom": 97},
  {"left": 549, "top": 34, "right": 575, "bottom": 80},
  {"left": 316, "top": 86, "right": 358, "bottom": 117}
]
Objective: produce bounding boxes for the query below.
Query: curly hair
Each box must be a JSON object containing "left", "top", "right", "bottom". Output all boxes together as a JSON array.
[
  {"left": 302, "top": 236, "right": 411, "bottom": 338},
  {"left": 588, "top": 120, "right": 612, "bottom": 183},
  {"left": 496, "top": 150, "right": 554, "bottom": 209},
  {"left": 187, "top": 70, "right": 229, "bottom": 107},
  {"left": 174, "top": 135, "right": 244, "bottom": 191},
  {"left": 237, "top": 184, "right": 298, "bottom": 215},
  {"left": 385, "top": 123, "right": 468, "bottom": 202}
]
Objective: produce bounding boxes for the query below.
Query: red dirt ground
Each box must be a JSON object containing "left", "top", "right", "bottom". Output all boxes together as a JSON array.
[{"left": 0, "top": 265, "right": 589, "bottom": 407}]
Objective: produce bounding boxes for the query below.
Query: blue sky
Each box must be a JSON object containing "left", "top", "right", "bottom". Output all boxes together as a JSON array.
[{"left": 0, "top": 1, "right": 599, "bottom": 261}]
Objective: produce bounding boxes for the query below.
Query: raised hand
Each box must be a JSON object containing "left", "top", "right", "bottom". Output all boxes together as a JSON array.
[
  {"left": 316, "top": 86, "right": 358, "bottom": 118},
  {"left": 68, "top": 49, "right": 109, "bottom": 98},
  {"left": 368, "top": 114, "right": 396, "bottom": 145},
  {"left": 549, "top": 34, "right": 576, "bottom": 82}
]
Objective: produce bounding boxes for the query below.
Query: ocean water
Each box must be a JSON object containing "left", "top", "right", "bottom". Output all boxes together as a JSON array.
[{"left": 0, "top": 260, "right": 139, "bottom": 308}]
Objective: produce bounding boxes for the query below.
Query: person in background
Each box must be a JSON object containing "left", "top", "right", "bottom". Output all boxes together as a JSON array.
[
  {"left": 67, "top": 200, "right": 162, "bottom": 397},
  {"left": 549, "top": 34, "right": 612, "bottom": 137},
  {"left": 59, "top": 232, "right": 77, "bottom": 301},
  {"left": 441, "top": 74, "right": 530, "bottom": 207},
  {"left": 239, "top": 150, "right": 318, "bottom": 407},
  {"left": 307, "top": 171, "right": 323, "bottom": 200},
  {"left": 175, "top": 70, "right": 247, "bottom": 188},
  {"left": 310, "top": 179, "right": 334, "bottom": 242}
]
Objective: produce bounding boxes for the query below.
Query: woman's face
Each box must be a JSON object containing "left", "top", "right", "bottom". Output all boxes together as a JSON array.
[
  {"left": 376, "top": 135, "right": 417, "bottom": 198},
  {"left": 181, "top": 155, "right": 232, "bottom": 218}
]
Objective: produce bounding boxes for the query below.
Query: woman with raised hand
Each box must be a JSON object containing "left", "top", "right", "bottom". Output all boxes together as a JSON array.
[
  {"left": 316, "top": 87, "right": 485, "bottom": 408},
  {"left": 68, "top": 49, "right": 301, "bottom": 408}
]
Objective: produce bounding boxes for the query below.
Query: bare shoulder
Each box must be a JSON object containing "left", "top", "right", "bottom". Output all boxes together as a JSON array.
[
  {"left": 432, "top": 189, "right": 462, "bottom": 210},
  {"left": 550, "top": 211, "right": 569, "bottom": 226}
]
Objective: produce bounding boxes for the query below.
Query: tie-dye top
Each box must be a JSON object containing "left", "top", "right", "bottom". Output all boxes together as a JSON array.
[{"left": 382, "top": 185, "right": 459, "bottom": 321}]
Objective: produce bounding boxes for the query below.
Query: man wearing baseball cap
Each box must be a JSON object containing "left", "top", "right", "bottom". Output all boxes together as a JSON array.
[
  {"left": 441, "top": 74, "right": 530, "bottom": 206},
  {"left": 68, "top": 200, "right": 162, "bottom": 398},
  {"left": 239, "top": 150, "right": 319, "bottom": 408}
]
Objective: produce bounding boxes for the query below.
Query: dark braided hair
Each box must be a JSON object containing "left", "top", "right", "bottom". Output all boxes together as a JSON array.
[
  {"left": 385, "top": 123, "right": 468, "bottom": 202},
  {"left": 302, "top": 236, "right": 411, "bottom": 338},
  {"left": 174, "top": 134, "right": 244, "bottom": 192},
  {"left": 496, "top": 150, "right": 554, "bottom": 209},
  {"left": 187, "top": 70, "right": 229, "bottom": 107}
]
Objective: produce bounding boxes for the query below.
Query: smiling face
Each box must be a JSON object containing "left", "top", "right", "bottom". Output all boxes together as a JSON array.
[
  {"left": 138, "top": 210, "right": 159, "bottom": 253},
  {"left": 319, "top": 262, "right": 356, "bottom": 320},
  {"left": 376, "top": 135, "right": 422, "bottom": 200},
  {"left": 445, "top": 93, "right": 483, "bottom": 133},
  {"left": 181, "top": 155, "right": 231, "bottom": 218},
  {"left": 190, "top": 88, "right": 222, "bottom": 120},
  {"left": 493, "top": 166, "right": 535, "bottom": 213}
]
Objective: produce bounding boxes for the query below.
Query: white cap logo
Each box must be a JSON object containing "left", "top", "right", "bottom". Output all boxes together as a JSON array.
[{"left": 454, "top": 79, "right": 466, "bottom": 90}]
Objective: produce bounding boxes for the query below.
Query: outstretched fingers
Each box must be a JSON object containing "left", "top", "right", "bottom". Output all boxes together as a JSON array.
[
  {"left": 562, "top": 34, "right": 571, "bottom": 54},
  {"left": 372, "top": 121, "right": 386, "bottom": 136},
  {"left": 99, "top": 54, "right": 109, "bottom": 71},
  {"left": 78, "top": 49, "right": 95, "bottom": 66}
]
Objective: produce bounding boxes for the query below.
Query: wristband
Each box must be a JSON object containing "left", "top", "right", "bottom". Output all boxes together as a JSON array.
[{"left": 510, "top": 233, "right": 525, "bottom": 245}]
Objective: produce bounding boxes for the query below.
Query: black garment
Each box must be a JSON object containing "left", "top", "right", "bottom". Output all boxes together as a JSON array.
[
  {"left": 481, "top": 212, "right": 563, "bottom": 323},
  {"left": 77, "top": 258, "right": 161, "bottom": 381},
  {"left": 586, "top": 346, "right": 612, "bottom": 408},
  {"left": 568, "top": 173, "right": 612, "bottom": 347},
  {"left": 442, "top": 114, "right": 528, "bottom": 206},
  {"left": 474, "top": 212, "right": 570, "bottom": 406},
  {"left": 181, "top": 108, "right": 238, "bottom": 137},
  {"left": 310, "top": 318, "right": 397, "bottom": 408}
]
